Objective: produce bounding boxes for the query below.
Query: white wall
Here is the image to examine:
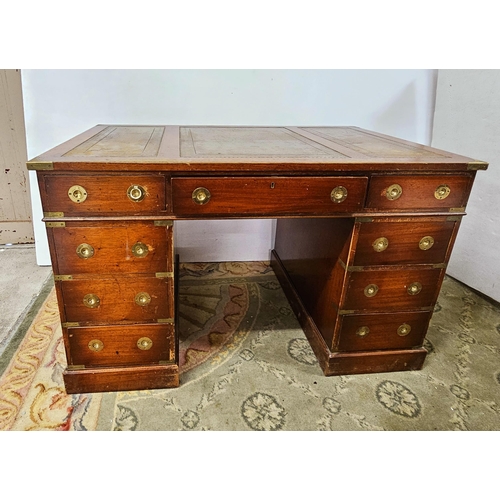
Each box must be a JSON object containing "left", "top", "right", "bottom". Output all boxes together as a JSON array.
[
  {"left": 432, "top": 70, "right": 500, "bottom": 302},
  {"left": 22, "top": 69, "right": 437, "bottom": 265}
]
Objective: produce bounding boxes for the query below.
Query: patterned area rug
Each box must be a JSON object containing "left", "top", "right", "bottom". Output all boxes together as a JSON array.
[{"left": 1, "top": 262, "right": 499, "bottom": 431}]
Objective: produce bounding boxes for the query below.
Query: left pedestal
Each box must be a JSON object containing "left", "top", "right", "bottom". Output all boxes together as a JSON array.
[{"left": 37, "top": 172, "right": 179, "bottom": 394}]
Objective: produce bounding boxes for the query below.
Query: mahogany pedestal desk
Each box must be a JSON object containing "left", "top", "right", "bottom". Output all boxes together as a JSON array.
[{"left": 27, "top": 125, "right": 488, "bottom": 394}]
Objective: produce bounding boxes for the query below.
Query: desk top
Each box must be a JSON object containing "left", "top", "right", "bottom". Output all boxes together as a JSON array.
[{"left": 27, "top": 125, "right": 488, "bottom": 173}]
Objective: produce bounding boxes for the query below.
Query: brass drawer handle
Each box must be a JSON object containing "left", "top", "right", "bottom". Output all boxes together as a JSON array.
[
  {"left": 397, "top": 323, "right": 411, "bottom": 336},
  {"left": 386, "top": 183, "right": 403, "bottom": 201},
  {"left": 435, "top": 184, "right": 451, "bottom": 200},
  {"left": 356, "top": 326, "right": 370, "bottom": 337},
  {"left": 192, "top": 187, "right": 211, "bottom": 205},
  {"left": 137, "top": 337, "right": 153, "bottom": 350},
  {"left": 88, "top": 339, "right": 104, "bottom": 351},
  {"left": 127, "top": 185, "right": 146, "bottom": 202},
  {"left": 330, "top": 186, "right": 348, "bottom": 203},
  {"left": 364, "top": 284, "right": 379, "bottom": 297},
  {"left": 372, "top": 237, "right": 389, "bottom": 252},
  {"left": 135, "top": 292, "right": 151, "bottom": 306},
  {"left": 407, "top": 282, "right": 422, "bottom": 295},
  {"left": 132, "top": 242, "right": 149, "bottom": 258},
  {"left": 419, "top": 236, "right": 434, "bottom": 250},
  {"left": 76, "top": 243, "right": 94, "bottom": 259},
  {"left": 83, "top": 293, "right": 100, "bottom": 308},
  {"left": 68, "top": 185, "right": 88, "bottom": 203}
]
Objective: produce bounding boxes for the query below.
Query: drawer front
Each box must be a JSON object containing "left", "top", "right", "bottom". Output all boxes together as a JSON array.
[
  {"left": 172, "top": 176, "right": 368, "bottom": 215},
  {"left": 343, "top": 268, "right": 442, "bottom": 312},
  {"left": 51, "top": 221, "right": 173, "bottom": 275},
  {"left": 353, "top": 219, "right": 456, "bottom": 266},
  {"left": 61, "top": 277, "right": 173, "bottom": 324},
  {"left": 336, "top": 311, "right": 432, "bottom": 351},
  {"left": 365, "top": 175, "right": 472, "bottom": 211},
  {"left": 41, "top": 174, "right": 166, "bottom": 215},
  {"left": 67, "top": 324, "right": 175, "bottom": 367}
]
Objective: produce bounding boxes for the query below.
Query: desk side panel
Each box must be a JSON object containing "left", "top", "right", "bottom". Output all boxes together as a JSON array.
[{"left": 274, "top": 218, "right": 354, "bottom": 347}]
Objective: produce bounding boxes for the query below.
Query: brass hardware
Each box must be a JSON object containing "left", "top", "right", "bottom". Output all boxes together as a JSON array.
[
  {"left": 419, "top": 236, "right": 434, "bottom": 251},
  {"left": 83, "top": 293, "right": 100, "bottom": 308},
  {"left": 467, "top": 161, "right": 489, "bottom": 170},
  {"left": 88, "top": 339, "right": 104, "bottom": 352},
  {"left": 449, "top": 207, "right": 465, "bottom": 213},
  {"left": 127, "top": 184, "right": 146, "bottom": 202},
  {"left": 356, "top": 217, "right": 374, "bottom": 223},
  {"left": 339, "top": 310, "right": 355, "bottom": 315},
  {"left": 45, "top": 221, "right": 65, "bottom": 228},
  {"left": 192, "top": 187, "right": 211, "bottom": 205},
  {"left": 76, "top": 243, "right": 94, "bottom": 259},
  {"left": 62, "top": 322, "right": 80, "bottom": 327},
  {"left": 372, "top": 237, "right": 389, "bottom": 252},
  {"left": 54, "top": 275, "right": 73, "bottom": 281},
  {"left": 347, "top": 266, "right": 365, "bottom": 272},
  {"left": 364, "top": 284, "right": 379, "bottom": 297},
  {"left": 26, "top": 161, "right": 54, "bottom": 170},
  {"left": 67, "top": 364, "right": 85, "bottom": 370},
  {"left": 446, "top": 216, "right": 462, "bottom": 222},
  {"left": 157, "top": 318, "right": 174, "bottom": 324},
  {"left": 432, "top": 263, "right": 447, "bottom": 269},
  {"left": 330, "top": 186, "right": 348, "bottom": 203},
  {"left": 397, "top": 324, "right": 411, "bottom": 336},
  {"left": 154, "top": 220, "right": 173, "bottom": 227},
  {"left": 135, "top": 292, "right": 151, "bottom": 306},
  {"left": 339, "top": 260, "right": 365, "bottom": 272},
  {"left": 68, "top": 185, "right": 88, "bottom": 203},
  {"left": 435, "top": 184, "right": 451, "bottom": 200},
  {"left": 155, "top": 272, "right": 174, "bottom": 278},
  {"left": 356, "top": 326, "right": 370, "bottom": 337},
  {"left": 44, "top": 211, "right": 64, "bottom": 218},
  {"left": 386, "top": 183, "right": 403, "bottom": 201},
  {"left": 132, "top": 242, "right": 149, "bottom": 258},
  {"left": 137, "top": 337, "right": 153, "bottom": 350},
  {"left": 407, "top": 282, "right": 422, "bottom": 295}
]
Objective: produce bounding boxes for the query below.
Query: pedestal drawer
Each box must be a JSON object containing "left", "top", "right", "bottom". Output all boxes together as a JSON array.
[
  {"left": 353, "top": 218, "right": 457, "bottom": 266},
  {"left": 342, "top": 268, "right": 442, "bottom": 312},
  {"left": 60, "top": 276, "right": 174, "bottom": 324},
  {"left": 172, "top": 176, "right": 368, "bottom": 215},
  {"left": 40, "top": 174, "right": 167, "bottom": 215},
  {"left": 365, "top": 174, "right": 473, "bottom": 211},
  {"left": 66, "top": 323, "right": 176, "bottom": 367},
  {"left": 50, "top": 221, "right": 173, "bottom": 275},
  {"left": 335, "top": 310, "right": 433, "bottom": 351}
]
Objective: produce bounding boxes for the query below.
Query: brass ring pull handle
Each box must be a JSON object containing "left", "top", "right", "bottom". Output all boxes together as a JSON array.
[
  {"left": 135, "top": 292, "right": 151, "bottom": 306},
  {"left": 330, "top": 186, "right": 348, "bottom": 203},
  {"left": 131, "top": 242, "right": 149, "bottom": 258},
  {"left": 68, "top": 185, "right": 88, "bottom": 203},
  {"left": 385, "top": 183, "right": 403, "bottom": 201},
  {"left": 435, "top": 184, "right": 451, "bottom": 200},
  {"left": 407, "top": 282, "right": 422, "bottom": 295},
  {"left": 397, "top": 323, "right": 411, "bottom": 336},
  {"left": 372, "top": 237, "right": 389, "bottom": 252},
  {"left": 356, "top": 326, "right": 370, "bottom": 337},
  {"left": 76, "top": 243, "right": 94, "bottom": 259},
  {"left": 88, "top": 339, "right": 104, "bottom": 352},
  {"left": 192, "top": 187, "right": 211, "bottom": 205},
  {"left": 83, "top": 293, "right": 100, "bottom": 308},
  {"left": 127, "top": 185, "right": 146, "bottom": 202},
  {"left": 137, "top": 337, "right": 153, "bottom": 350},
  {"left": 419, "top": 236, "right": 434, "bottom": 250},
  {"left": 364, "top": 284, "right": 379, "bottom": 297}
]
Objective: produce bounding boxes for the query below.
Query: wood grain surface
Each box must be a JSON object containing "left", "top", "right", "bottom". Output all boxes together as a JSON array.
[{"left": 172, "top": 176, "right": 368, "bottom": 215}]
